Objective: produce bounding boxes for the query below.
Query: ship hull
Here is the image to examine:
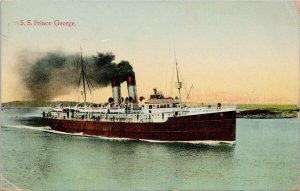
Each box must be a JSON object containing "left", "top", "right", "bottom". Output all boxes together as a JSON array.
[{"left": 41, "top": 111, "right": 236, "bottom": 142}]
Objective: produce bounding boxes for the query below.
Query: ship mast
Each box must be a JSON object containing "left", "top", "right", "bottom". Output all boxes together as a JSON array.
[
  {"left": 174, "top": 51, "right": 183, "bottom": 114},
  {"left": 80, "top": 49, "right": 87, "bottom": 109}
]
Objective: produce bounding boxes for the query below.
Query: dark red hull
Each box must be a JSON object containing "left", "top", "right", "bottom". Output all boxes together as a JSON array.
[{"left": 41, "top": 111, "right": 236, "bottom": 142}]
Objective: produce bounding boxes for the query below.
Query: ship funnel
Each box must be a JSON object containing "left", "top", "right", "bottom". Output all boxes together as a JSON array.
[
  {"left": 111, "top": 78, "right": 122, "bottom": 105},
  {"left": 127, "top": 73, "right": 138, "bottom": 103}
]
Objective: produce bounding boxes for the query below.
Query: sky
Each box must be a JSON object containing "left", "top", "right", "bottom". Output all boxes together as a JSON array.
[{"left": 1, "top": 0, "right": 299, "bottom": 104}]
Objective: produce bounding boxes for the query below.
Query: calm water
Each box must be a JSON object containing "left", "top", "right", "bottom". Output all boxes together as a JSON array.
[{"left": 0, "top": 107, "right": 299, "bottom": 190}]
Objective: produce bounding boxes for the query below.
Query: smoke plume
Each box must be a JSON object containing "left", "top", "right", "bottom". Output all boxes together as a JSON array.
[
  {"left": 21, "top": 51, "right": 134, "bottom": 101},
  {"left": 91, "top": 52, "right": 134, "bottom": 87}
]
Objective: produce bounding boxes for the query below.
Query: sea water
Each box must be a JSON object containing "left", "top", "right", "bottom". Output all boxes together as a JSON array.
[{"left": 0, "top": 107, "right": 299, "bottom": 190}]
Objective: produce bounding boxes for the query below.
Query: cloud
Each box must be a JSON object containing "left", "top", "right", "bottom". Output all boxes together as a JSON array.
[{"left": 101, "top": 39, "right": 109, "bottom": 43}]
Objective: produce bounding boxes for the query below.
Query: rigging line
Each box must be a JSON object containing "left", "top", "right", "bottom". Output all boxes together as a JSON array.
[
  {"left": 82, "top": 57, "right": 98, "bottom": 103},
  {"left": 185, "top": 84, "right": 194, "bottom": 102},
  {"left": 169, "top": 52, "right": 175, "bottom": 96},
  {"left": 82, "top": 58, "right": 98, "bottom": 90},
  {"left": 75, "top": 73, "right": 81, "bottom": 103},
  {"left": 179, "top": 68, "right": 189, "bottom": 98},
  {"left": 77, "top": 72, "right": 82, "bottom": 87},
  {"left": 85, "top": 75, "right": 94, "bottom": 100},
  {"left": 81, "top": 59, "right": 96, "bottom": 103},
  {"left": 74, "top": 54, "right": 81, "bottom": 87},
  {"left": 75, "top": 53, "right": 80, "bottom": 71},
  {"left": 80, "top": 48, "right": 87, "bottom": 108},
  {"left": 83, "top": 67, "right": 96, "bottom": 90},
  {"left": 73, "top": 55, "right": 81, "bottom": 103},
  {"left": 85, "top": 75, "right": 94, "bottom": 91}
]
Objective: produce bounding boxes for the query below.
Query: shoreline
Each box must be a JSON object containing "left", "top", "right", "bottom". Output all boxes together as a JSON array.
[
  {"left": 2, "top": 101, "right": 299, "bottom": 119},
  {"left": 237, "top": 109, "right": 299, "bottom": 119}
]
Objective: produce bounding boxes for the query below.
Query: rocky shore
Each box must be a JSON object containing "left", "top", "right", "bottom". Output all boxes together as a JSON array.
[{"left": 237, "top": 109, "right": 299, "bottom": 119}]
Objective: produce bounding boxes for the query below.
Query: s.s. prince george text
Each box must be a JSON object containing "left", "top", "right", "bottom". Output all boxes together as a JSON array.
[{"left": 17, "top": 19, "right": 76, "bottom": 27}]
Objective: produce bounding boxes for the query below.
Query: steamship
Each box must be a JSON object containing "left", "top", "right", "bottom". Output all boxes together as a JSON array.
[{"left": 41, "top": 52, "right": 236, "bottom": 143}]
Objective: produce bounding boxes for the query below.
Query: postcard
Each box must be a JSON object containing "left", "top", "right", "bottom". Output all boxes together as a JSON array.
[{"left": 1, "top": 1, "right": 299, "bottom": 190}]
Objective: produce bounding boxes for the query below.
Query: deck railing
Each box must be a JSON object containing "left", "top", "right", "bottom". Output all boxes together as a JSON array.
[{"left": 42, "top": 105, "right": 236, "bottom": 123}]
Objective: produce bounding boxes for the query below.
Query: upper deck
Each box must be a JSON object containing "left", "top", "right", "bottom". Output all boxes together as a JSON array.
[{"left": 44, "top": 104, "right": 236, "bottom": 123}]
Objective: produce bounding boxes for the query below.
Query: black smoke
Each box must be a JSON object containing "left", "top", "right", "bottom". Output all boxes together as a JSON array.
[
  {"left": 24, "top": 52, "right": 76, "bottom": 100},
  {"left": 91, "top": 52, "right": 134, "bottom": 87},
  {"left": 22, "top": 51, "right": 134, "bottom": 101}
]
